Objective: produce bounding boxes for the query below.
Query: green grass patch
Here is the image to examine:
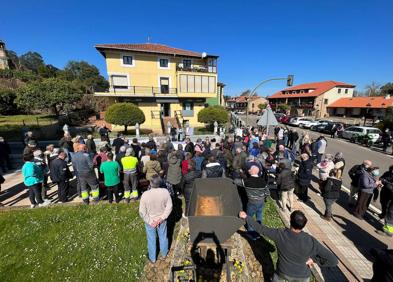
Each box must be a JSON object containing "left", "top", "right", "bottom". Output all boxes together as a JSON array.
[
  {"left": 263, "top": 197, "right": 285, "bottom": 264},
  {"left": 0, "top": 114, "right": 57, "bottom": 125},
  {"left": 0, "top": 203, "right": 147, "bottom": 281},
  {"left": 194, "top": 126, "right": 213, "bottom": 135}
]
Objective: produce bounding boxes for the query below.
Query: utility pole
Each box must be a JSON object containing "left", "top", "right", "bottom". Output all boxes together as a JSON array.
[{"left": 245, "top": 75, "right": 294, "bottom": 126}]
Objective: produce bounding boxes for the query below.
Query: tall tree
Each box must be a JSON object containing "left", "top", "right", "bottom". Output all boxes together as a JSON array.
[
  {"left": 381, "top": 83, "right": 393, "bottom": 96},
  {"left": 16, "top": 78, "right": 83, "bottom": 116},
  {"left": 19, "top": 51, "right": 45, "bottom": 73},
  {"left": 37, "top": 64, "right": 59, "bottom": 78},
  {"left": 62, "top": 61, "right": 109, "bottom": 93},
  {"left": 365, "top": 81, "right": 381, "bottom": 96},
  {"left": 5, "top": 50, "right": 21, "bottom": 70}
]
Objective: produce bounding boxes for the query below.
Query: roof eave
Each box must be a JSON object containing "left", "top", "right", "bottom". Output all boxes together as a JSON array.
[{"left": 95, "top": 45, "right": 217, "bottom": 59}]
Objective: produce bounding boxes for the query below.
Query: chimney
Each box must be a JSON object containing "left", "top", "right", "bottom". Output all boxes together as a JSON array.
[{"left": 385, "top": 94, "right": 391, "bottom": 100}]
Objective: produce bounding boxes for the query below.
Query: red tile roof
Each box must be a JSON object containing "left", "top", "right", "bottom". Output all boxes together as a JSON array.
[
  {"left": 95, "top": 43, "right": 218, "bottom": 58},
  {"left": 328, "top": 96, "right": 393, "bottom": 109},
  {"left": 268, "top": 81, "right": 355, "bottom": 99}
]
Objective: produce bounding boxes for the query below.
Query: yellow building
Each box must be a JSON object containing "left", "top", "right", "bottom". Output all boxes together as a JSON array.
[{"left": 94, "top": 43, "right": 223, "bottom": 133}]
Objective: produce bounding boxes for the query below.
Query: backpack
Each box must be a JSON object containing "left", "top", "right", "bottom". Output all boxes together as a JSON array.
[{"left": 348, "top": 164, "right": 362, "bottom": 181}]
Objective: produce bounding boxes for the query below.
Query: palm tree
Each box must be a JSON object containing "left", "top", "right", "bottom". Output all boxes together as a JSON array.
[{"left": 365, "top": 81, "right": 381, "bottom": 96}]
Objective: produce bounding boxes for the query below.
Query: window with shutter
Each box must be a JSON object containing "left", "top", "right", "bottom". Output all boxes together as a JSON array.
[
  {"left": 202, "top": 76, "right": 209, "bottom": 93},
  {"left": 208, "top": 76, "right": 216, "bottom": 93},
  {"left": 187, "top": 75, "right": 195, "bottom": 92},
  {"left": 111, "top": 75, "right": 128, "bottom": 89},
  {"left": 180, "top": 75, "right": 187, "bottom": 92}
]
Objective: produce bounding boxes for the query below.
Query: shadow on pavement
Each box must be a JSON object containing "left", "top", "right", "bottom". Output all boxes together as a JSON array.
[{"left": 333, "top": 214, "right": 387, "bottom": 261}]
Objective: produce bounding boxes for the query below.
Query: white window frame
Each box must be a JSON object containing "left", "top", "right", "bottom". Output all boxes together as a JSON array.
[
  {"left": 108, "top": 72, "right": 130, "bottom": 90},
  {"left": 120, "top": 53, "right": 135, "bottom": 68},
  {"left": 158, "top": 57, "right": 170, "bottom": 69},
  {"left": 158, "top": 76, "right": 172, "bottom": 93}
]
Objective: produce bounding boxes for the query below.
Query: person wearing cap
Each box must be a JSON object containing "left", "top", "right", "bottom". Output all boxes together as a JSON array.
[
  {"left": 121, "top": 148, "right": 139, "bottom": 202},
  {"left": 22, "top": 153, "right": 50, "bottom": 208},
  {"left": 146, "top": 136, "right": 156, "bottom": 150},
  {"left": 50, "top": 149, "right": 71, "bottom": 203},
  {"left": 72, "top": 144, "right": 100, "bottom": 204},
  {"left": 139, "top": 174, "right": 173, "bottom": 263}
]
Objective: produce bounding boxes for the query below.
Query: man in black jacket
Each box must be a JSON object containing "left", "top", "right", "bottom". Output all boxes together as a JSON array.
[
  {"left": 239, "top": 210, "right": 338, "bottom": 281},
  {"left": 112, "top": 133, "right": 124, "bottom": 155},
  {"left": 348, "top": 160, "right": 371, "bottom": 206},
  {"left": 50, "top": 150, "right": 71, "bottom": 203},
  {"left": 184, "top": 138, "right": 194, "bottom": 155},
  {"left": 297, "top": 153, "right": 313, "bottom": 202},
  {"left": 202, "top": 156, "right": 225, "bottom": 178},
  {"left": 277, "top": 162, "right": 295, "bottom": 212}
]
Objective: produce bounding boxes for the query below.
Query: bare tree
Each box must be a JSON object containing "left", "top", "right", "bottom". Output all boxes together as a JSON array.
[{"left": 365, "top": 81, "right": 381, "bottom": 96}]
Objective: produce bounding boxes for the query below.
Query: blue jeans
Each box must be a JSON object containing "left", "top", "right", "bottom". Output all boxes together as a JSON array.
[
  {"left": 145, "top": 220, "right": 168, "bottom": 262},
  {"left": 247, "top": 201, "right": 264, "bottom": 231}
]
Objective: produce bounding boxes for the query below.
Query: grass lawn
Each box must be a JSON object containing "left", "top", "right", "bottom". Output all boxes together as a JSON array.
[
  {"left": 0, "top": 114, "right": 58, "bottom": 140},
  {"left": 0, "top": 203, "right": 147, "bottom": 282},
  {"left": 0, "top": 114, "right": 57, "bottom": 125}
]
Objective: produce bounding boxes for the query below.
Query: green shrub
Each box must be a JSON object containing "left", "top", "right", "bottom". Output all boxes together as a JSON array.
[
  {"left": 197, "top": 105, "right": 228, "bottom": 125},
  {"left": 105, "top": 103, "right": 145, "bottom": 133},
  {"left": 0, "top": 88, "right": 18, "bottom": 114}
]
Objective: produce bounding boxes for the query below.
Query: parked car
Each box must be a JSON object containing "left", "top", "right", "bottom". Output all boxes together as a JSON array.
[
  {"left": 341, "top": 126, "right": 382, "bottom": 145},
  {"left": 274, "top": 113, "right": 286, "bottom": 120},
  {"left": 320, "top": 122, "right": 343, "bottom": 135},
  {"left": 308, "top": 120, "right": 332, "bottom": 130},
  {"left": 290, "top": 117, "right": 314, "bottom": 127},
  {"left": 280, "top": 115, "right": 293, "bottom": 124}
]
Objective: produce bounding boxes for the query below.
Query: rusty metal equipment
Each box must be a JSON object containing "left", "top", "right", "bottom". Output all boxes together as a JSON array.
[{"left": 187, "top": 178, "right": 244, "bottom": 244}]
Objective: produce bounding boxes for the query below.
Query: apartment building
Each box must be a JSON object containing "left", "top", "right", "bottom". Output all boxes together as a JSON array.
[{"left": 94, "top": 43, "right": 224, "bottom": 132}]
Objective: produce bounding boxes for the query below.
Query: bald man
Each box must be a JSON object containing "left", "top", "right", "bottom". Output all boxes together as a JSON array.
[
  {"left": 240, "top": 165, "right": 269, "bottom": 240},
  {"left": 348, "top": 160, "right": 372, "bottom": 206},
  {"left": 72, "top": 143, "right": 100, "bottom": 204}
]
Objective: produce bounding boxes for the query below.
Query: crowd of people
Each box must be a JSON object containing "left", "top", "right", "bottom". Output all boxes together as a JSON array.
[{"left": 3, "top": 122, "right": 389, "bottom": 280}]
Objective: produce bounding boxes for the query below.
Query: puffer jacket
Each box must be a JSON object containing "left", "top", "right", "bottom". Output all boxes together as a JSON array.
[
  {"left": 181, "top": 170, "right": 202, "bottom": 192},
  {"left": 277, "top": 168, "right": 295, "bottom": 191},
  {"left": 322, "top": 176, "right": 342, "bottom": 199},
  {"left": 167, "top": 155, "right": 182, "bottom": 185},
  {"left": 202, "top": 162, "right": 224, "bottom": 178},
  {"left": 359, "top": 171, "right": 377, "bottom": 194},
  {"left": 143, "top": 160, "right": 161, "bottom": 181},
  {"left": 298, "top": 158, "right": 313, "bottom": 186}
]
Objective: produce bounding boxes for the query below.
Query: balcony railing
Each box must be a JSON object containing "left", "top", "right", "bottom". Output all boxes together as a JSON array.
[
  {"left": 109, "top": 86, "right": 177, "bottom": 96},
  {"left": 176, "top": 65, "right": 216, "bottom": 73}
]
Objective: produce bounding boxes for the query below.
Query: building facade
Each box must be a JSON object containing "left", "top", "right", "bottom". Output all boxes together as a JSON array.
[
  {"left": 226, "top": 96, "right": 268, "bottom": 113},
  {"left": 327, "top": 95, "right": 393, "bottom": 120},
  {"left": 94, "top": 43, "right": 221, "bottom": 132},
  {"left": 268, "top": 81, "right": 355, "bottom": 118},
  {"left": 0, "top": 40, "right": 9, "bottom": 70}
]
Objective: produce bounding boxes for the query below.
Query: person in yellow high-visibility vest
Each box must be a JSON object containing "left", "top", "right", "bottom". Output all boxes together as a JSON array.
[{"left": 121, "top": 148, "right": 139, "bottom": 203}]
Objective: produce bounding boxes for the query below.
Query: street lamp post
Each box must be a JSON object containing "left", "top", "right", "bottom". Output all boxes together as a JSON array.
[{"left": 245, "top": 75, "right": 294, "bottom": 126}]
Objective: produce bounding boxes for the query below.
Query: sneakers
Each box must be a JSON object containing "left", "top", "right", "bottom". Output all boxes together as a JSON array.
[
  {"left": 30, "top": 204, "right": 36, "bottom": 209},
  {"left": 38, "top": 201, "right": 50, "bottom": 207}
]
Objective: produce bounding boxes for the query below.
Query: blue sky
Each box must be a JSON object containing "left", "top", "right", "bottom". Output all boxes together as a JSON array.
[{"left": 2, "top": 0, "right": 393, "bottom": 96}]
